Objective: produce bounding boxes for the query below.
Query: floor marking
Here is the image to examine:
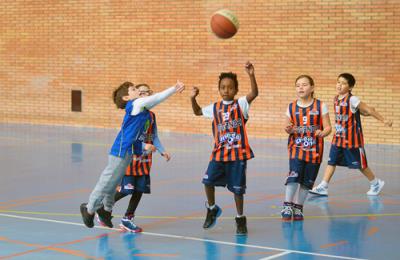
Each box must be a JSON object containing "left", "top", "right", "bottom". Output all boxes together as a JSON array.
[
  {"left": 1, "top": 210, "right": 399, "bottom": 219},
  {"left": 0, "top": 213, "right": 367, "bottom": 260},
  {"left": 259, "top": 251, "right": 291, "bottom": 259}
]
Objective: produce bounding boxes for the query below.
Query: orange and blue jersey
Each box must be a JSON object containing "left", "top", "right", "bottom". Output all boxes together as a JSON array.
[
  {"left": 287, "top": 99, "right": 324, "bottom": 163},
  {"left": 331, "top": 94, "right": 364, "bottom": 148},
  {"left": 210, "top": 100, "right": 254, "bottom": 161},
  {"left": 125, "top": 111, "right": 156, "bottom": 176}
]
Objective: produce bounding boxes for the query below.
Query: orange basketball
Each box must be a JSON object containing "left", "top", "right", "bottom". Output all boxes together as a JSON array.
[{"left": 210, "top": 9, "right": 239, "bottom": 39}]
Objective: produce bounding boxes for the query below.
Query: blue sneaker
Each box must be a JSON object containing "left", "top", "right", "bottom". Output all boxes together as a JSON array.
[
  {"left": 203, "top": 204, "right": 222, "bottom": 229},
  {"left": 119, "top": 216, "right": 143, "bottom": 233}
]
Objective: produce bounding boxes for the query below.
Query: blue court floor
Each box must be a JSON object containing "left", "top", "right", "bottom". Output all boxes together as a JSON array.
[{"left": 0, "top": 123, "right": 399, "bottom": 260}]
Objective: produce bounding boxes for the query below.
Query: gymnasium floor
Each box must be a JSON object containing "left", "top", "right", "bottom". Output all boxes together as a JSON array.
[{"left": 0, "top": 123, "right": 399, "bottom": 260}]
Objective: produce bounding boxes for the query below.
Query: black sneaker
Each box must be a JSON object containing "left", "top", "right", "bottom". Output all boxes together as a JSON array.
[
  {"left": 203, "top": 204, "right": 222, "bottom": 229},
  {"left": 235, "top": 216, "right": 247, "bottom": 235},
  {"left": 80, "top": 203, "right": 94, "bottom": 228},
  {"left": 96, "top": 207, "right": 113, "bottom": 228}
]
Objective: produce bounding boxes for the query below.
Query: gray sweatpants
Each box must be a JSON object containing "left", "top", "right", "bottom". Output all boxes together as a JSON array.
[{"left": 87, "top": 153, "right": 132, "bottom": 213}]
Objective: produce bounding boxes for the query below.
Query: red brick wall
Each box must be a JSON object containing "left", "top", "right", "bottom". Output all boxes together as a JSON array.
[{"left": 0, "top": 0, "right": 399, "bottom": 144}]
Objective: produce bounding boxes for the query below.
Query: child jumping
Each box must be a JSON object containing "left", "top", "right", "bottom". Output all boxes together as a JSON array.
[
  {"left": 96, "top": 84, "right": 171, "bottom": 232},
  {"left": 190, "top": 61, "right": 258, "bottom": 235},
  {"left": 80, "top": 80, "right": 184, "bottom": 228},
  {"left": 310, "top": 73, "right": 392, "bottom": 197},
  {"left": 282, "top": 75, "right": 331, "bottom": 221}
]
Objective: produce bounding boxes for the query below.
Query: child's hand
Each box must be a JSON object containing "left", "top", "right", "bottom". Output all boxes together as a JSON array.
[
  {"left": 191, "top": 87, "right": 200, "bottom": 98},
  {"left": 245, "top": 61, "right": 254, "bottom": 75},
  {"left": 315, "top": 129, "right": 323, "bottom": 137},
  {"left": 162, "top": 152, "right": 171, "bottom": 161},
  {"left": 285, "top": 123, "right": 294, "bottom": 134},
  {"left": 144, "top": 143, "right": 156, "bottom": 153},
  {"left": 174, "top": 80, "right": 185, "bottom": 93},
  {"left": 384, "top": 120, "right": 393, "bottom": 127}
]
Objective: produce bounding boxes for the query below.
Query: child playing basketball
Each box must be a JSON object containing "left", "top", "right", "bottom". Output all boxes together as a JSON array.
[
  {"left": 190, "top": 61, "right": 258, "bottom": 235},
  {"left": 96, "top": 84, "right": 171, "bottom": 232},
  {"left": 282, "top": 75, "right": 332, "bottom": 221},
  {"left": 80, "top": 80, "right": 184, "bottom": 229},
  {"left": 310, "top": 73, "right": 392, "bottom": 197}
]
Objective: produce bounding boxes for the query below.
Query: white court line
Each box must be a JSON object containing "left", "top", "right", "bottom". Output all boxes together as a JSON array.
[
  {"left": 259, "top": 251, "right": 291, "bottom": 259},
  {"left": 0, "top": 213, "right": 367, "bottom": 260}
]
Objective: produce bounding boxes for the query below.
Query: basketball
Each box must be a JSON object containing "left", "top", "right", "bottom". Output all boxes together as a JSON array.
[{"left": 210, "top": 9, "right": 239, "bottom": 39}]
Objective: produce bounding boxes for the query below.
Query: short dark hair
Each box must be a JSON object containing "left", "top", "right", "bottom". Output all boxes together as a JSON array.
[
  {"left": 338, "top": 73, "right": 356, "bottom": 88},
  {"left": 113, "top": 81, "right": 134, "bottom": 109},
  {"left": 218, "top": 72, "right": 238, "bottom": 90}
]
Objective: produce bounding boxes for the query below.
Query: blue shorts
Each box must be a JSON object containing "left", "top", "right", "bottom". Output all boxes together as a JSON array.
[
  {"left": 328, "top": 145, "right": 368, "bottom": 169},
  {"left": 202, "top": 160, "right": 247, "bottom": 195},
  {"left": 285, "top": 158, "right": 321, "bottom": 190},
  {"left": 118, "top": 175, "right": 151, "bottom": 194}
]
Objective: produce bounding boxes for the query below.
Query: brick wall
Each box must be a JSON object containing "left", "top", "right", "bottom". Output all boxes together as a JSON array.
[{"left": 0, "top": 0, "right": 399, "bottom": 144}]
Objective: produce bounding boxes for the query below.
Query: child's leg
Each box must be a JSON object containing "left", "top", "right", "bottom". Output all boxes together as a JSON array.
[
  {"left": 114, "top": 191, "right": 128, "bottom": 202},
  {"left": 296, "top": 185, "right": 309, "bottom": 206},
  {"left": 125, "top": 192, "right": 143, "bottom": 216},
  {"left": 234, "top": 194, "right": 244, "bottom": 216},
  {"left": 322, "top": 165, "right": 336, "bottom": 184},
  {"left": 205, "top": 185, "right": 216, "bottom": 207},
  {"left": 285, "top": 183, "right": 299, "bottom": 203},
  {"left": 360, "top": 167, "right": 376, "bottom": 181},
  {"left": 87, "top": 154, "right": 132, "bottom": 214}
]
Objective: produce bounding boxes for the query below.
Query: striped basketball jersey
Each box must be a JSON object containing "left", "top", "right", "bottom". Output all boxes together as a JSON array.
[
  {"left": 125, "top": 111, "right": 156, "bottom": 176},
  {"left": 210, "top": 100, "right": 254, "bottom": 161},
  {"left": 331, "top": 94, "right": 364, "bottom": 148},
  {"left": 287, "top": 99, "right": 324, "bottom": 163}
]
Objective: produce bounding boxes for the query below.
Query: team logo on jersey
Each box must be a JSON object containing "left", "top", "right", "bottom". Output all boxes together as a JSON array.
[
  {"left": 124, "top": 183, "right": 135, "bottom": 190},
  {"left": 287, "top": 171, "right": 298, "bottom": 178},
  {"left": 340, "top": 101, "right": 348, "bottom": 107},
  {"left": 309, "top": 110, "right": 319, "bottom": 115}
]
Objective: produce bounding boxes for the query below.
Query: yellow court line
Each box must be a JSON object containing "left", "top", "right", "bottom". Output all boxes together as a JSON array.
[{"left": 1, "top": 210, "right": 399, "bottom": 220}]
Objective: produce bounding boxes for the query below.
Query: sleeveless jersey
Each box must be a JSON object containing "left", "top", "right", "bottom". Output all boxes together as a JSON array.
[
  {"left": 331, "top": 94, "right": 364, "bottom": 148},
  {"left": 125, "top": 111, "right": 156, "bottom": 176},
  {"left": 287, "top": 99, "right": 324, "bottom": 163},
  {"left": 210, "top": 100, "right": 254, "bottom": 161}
]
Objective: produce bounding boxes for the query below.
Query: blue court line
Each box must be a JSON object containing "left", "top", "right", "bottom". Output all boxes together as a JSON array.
[{"left": 0, "top": 213, "right": 367, "bottom": 260}]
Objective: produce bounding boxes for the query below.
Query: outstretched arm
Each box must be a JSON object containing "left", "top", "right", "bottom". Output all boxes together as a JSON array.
[
  {"left": 358, "top": 101, "right": 393, "bottom": 127},
  {"left": 190, "top": 86, "right": 203, "bottom": 116},
  {"left": 245, "top": 61, "right": 259, "bottom": 104},
  {"left": 132, "top": 81, "right": 185, "bottom": 116}
]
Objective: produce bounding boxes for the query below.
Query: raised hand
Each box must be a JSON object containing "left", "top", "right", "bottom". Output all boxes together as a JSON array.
[
  {"left": 191, "top": 86, "right": 200, "bottom": 99},
  {"left": 245, "top": 61, "right": 254, "bottom": 75},
  {"left": 174, "top": 80, "right": 185, "bottom": 93}
]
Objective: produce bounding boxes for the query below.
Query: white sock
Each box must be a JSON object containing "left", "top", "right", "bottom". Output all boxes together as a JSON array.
[
  {"left": 370, "top": 178, "right": 378, "bottom": 186},
  {"left": 285, "top": 183, "right": 299, "bottom": 202},
  {"left": 237, "top": 214, "right": 244, "bottom": 218},
  {"left": 296, "top": 186, "right": 309, "bottom": 205},
  {"left": 208, "top": 204, "right": 216, "bottom": 210},
  {"left": 320, "top": 180, "right": 328, "bottom": 188}
]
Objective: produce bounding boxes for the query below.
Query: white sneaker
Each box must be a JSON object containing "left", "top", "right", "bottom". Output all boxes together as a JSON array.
[
  {"left": 309, "top": 185, "right": 328, "bottom": 196},
  {"left": 367, "top": 179, "right": 385, "bottom": 196}
]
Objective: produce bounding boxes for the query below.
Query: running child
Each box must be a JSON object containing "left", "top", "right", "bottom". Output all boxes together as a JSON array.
[{"left": 310, "top": 73, "right": 392, "bottom": 197}]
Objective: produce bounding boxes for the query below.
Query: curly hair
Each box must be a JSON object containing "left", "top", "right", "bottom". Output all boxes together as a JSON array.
[{"left": 218, "top": 72, "right": 238, "bottom": 90}]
